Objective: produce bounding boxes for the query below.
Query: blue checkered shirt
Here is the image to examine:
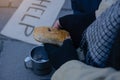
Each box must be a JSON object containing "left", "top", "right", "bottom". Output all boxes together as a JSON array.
[{"left": 81, "top": 1, "right": 120, "bottom": 67}]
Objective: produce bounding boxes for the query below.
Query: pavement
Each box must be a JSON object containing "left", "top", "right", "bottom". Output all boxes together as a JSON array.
[{"left": 0, "top": 0, "right": 72, "bottom": 80}]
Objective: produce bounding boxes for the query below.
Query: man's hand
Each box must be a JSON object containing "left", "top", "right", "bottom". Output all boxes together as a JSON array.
[
  {"left": 53, "top": 20, "right": 61, "bottom": 29},
  {"left": 53, "top": 20, "right": 71, "bottom": 40}
]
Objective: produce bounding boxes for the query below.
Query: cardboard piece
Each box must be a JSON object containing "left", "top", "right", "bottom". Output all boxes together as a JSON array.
[
  {"left": 1, "top": 0, "right": 65, "bottom": 45},
  {"left": 0, "top": 0, "right": 9, "bottom": 7},
  {"left": 11, "top": 0, "right": 23, "bottom": 7}
]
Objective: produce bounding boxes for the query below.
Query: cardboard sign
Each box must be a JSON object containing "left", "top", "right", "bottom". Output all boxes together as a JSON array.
[{"left": 1, "top": 0, "right": 65, "bottom": 45}]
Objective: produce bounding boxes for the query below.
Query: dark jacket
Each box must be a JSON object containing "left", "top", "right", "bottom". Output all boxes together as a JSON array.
[
  {"left": 58, "top": 0, "right": 102, "bottom": 47},
  {"left": 45, "top": 0, "right": 102, "bottom": 69},
  {"left": 71, "top": 0, "right": 102, "bottom": 14}
]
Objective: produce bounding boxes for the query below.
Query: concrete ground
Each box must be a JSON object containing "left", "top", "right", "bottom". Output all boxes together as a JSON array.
[{"left": 0, "top": 0, "right": 72, "bottom": 80}]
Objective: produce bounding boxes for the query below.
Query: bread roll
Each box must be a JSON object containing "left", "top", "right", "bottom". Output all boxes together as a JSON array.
[{"left": 33, "top": 26, "right": 70, "bottom": 46}]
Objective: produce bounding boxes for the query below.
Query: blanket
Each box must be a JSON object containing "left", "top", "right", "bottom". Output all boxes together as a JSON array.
[{"left": 51, "top": 60, "right": 120, "bottom": 80}]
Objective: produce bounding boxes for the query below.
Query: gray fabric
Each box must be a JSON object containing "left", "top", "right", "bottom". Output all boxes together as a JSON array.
[{"left": 51, "top": 60, "right": 120, "bottom": 80}]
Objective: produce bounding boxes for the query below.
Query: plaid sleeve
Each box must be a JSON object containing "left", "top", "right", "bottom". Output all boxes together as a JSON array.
[{"left": 82, "top": 0, "right": 120, "bottom": 67}]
